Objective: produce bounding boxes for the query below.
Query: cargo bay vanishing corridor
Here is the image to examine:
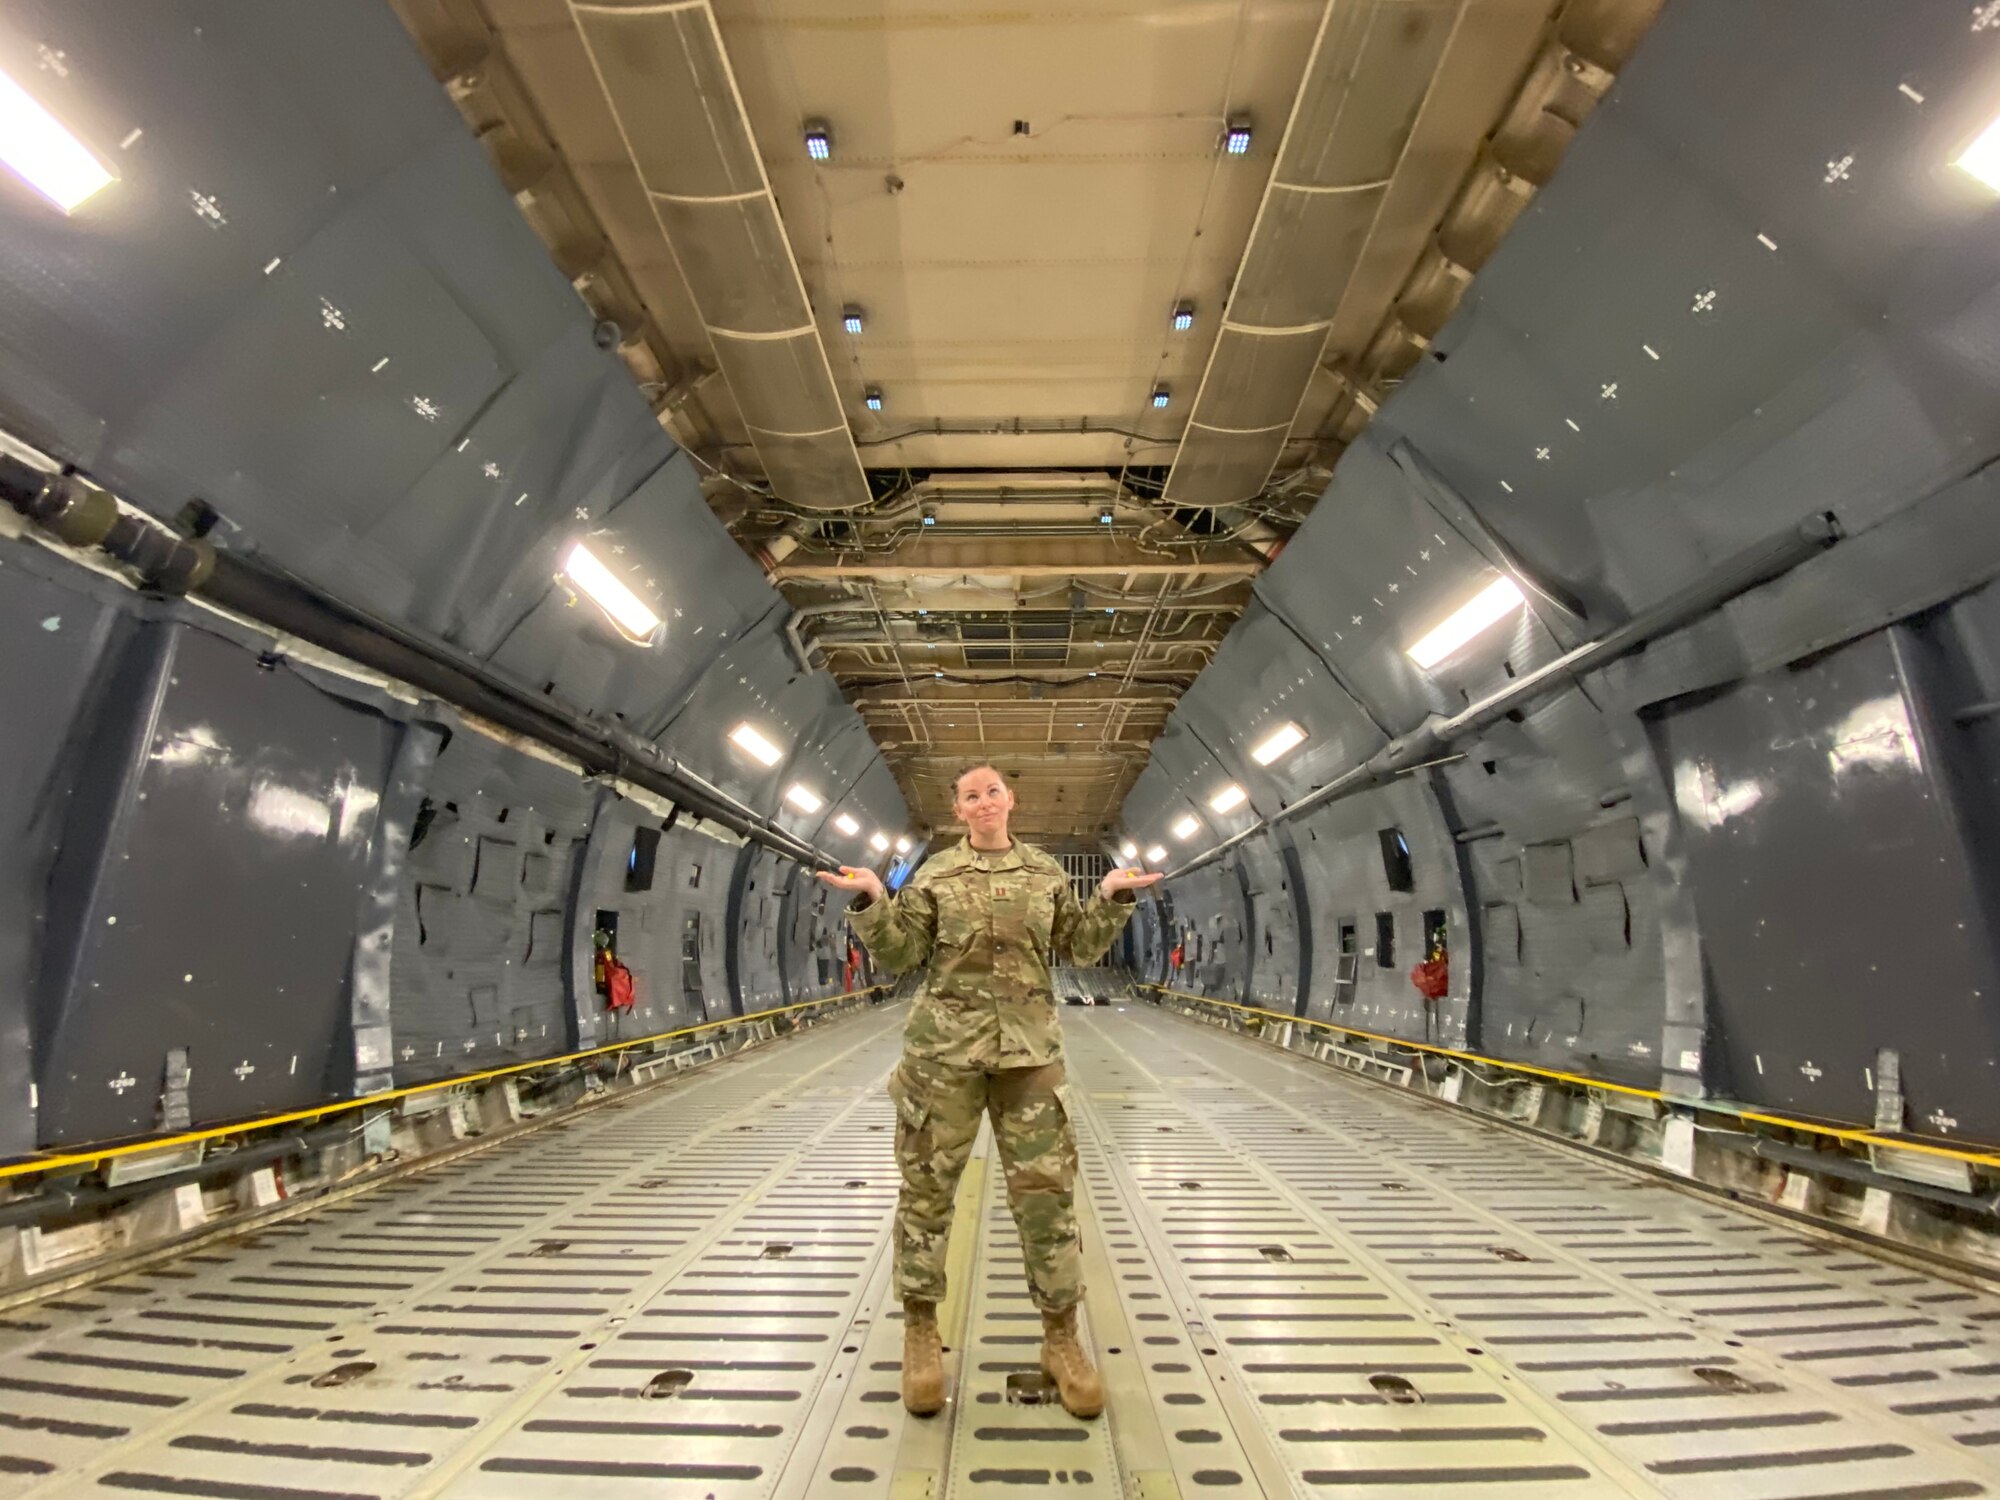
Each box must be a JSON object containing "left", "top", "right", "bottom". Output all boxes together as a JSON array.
[{"left": 5, "top": 1002, "right": 1995, "bottom": 1500}]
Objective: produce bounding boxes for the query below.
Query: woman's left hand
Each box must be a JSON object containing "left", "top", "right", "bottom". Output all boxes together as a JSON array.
[{"left": 1100, "top": 867, "right": 1165, "bottom": 899}]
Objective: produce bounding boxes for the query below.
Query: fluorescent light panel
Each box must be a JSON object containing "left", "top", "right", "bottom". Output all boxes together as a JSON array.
[
  {"left": 0, "top": 67, "right": 112, "bottom": 212},
  {"left": 563, "top": 542, "right": 660, "bottom": 641},
  {"left": 894, "top": 836, "right": 912, "bottom": 854},
  {"left": 1958, "top": 113, "right": 2000, "bottom": 192},
  {"left": 1209, "top": 783, "right": 1248, "bottom": 814},
  {"left": 869, "top": 831, "right": 890, "bottom": 851},
  {"left": 1171, "top": 814, "right": 1200, "bottom": 841},
  {"left": 1118, "top": 841, "right": 1137, "bottom": 860},
  {"left": 785, "top": 783, "right": 824, "bottom": 814},
  {"left": 1250, "top": 721, "right": 1306, "bottom": 766},
  {"left": 729, "top": 722, "right": 783, "bottom": 767},
  {"left": 1145, "top": 844, "right": 1168, "bottom": 863},
  {"left": 833, "top": 812, "right": 861, "bottom": 836},
  {"left": 1407, "top": 576, "right": 1526, "bottom": 669}
]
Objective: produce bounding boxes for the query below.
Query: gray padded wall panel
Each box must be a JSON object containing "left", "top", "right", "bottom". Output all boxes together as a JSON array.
[
  {"left": 1649, "top": 627, "right": 2000, "bottom": 1141},
  {"left": 0, "top": 554, "right": 148, "bottom": 1156},
  {"left": 31, "top": 614, "right": 396, "bottom": 1145},
  {"left": 389, "top": 727, "right": 594, "bottom": 1087}
]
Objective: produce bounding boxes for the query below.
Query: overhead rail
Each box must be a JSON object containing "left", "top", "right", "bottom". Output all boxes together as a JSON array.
[
  {"left": 1141, "top": 982, "right": 2000, "bottom": 1172},
  {"left": 0, "top": 985, "right": 891, "bottom": 1183},
  {"left": 1166, "top": 511, "right": 1841, "bottom": 879},
  {"left": 0, "top": 455, "right": 844, "bottom": 872}
]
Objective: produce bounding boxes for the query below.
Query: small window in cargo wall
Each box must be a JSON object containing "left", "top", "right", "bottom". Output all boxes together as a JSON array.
[
  {"left": 626, "top": 826, "right": 661, "bottom": 892},
  {"left": 1375, "top": 912, "right": 1396, "bottom": 968},
  {"left": 1377, "top": 828, "right": 1414, "bottom": 892}
]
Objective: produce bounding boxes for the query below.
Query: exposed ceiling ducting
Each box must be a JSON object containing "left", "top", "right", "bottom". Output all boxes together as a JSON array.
[
  {"left": 1165, "top": 0, "right": 1532, "bottom": 508},
  {"left": 390, "top": 0, "right": 1662, "bottom": 839},
  {"left": 566, "top": 0, "right": 869, "bottom": 510}
]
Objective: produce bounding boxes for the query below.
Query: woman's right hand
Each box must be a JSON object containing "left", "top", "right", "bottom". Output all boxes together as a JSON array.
[{"left": 815, "top": 865, "right": 886, "bottom": 905}]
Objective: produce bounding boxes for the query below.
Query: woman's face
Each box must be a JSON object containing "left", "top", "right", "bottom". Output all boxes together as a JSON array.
[{"left": 953, "top": 766, "right": 1014, "bottom": 841}]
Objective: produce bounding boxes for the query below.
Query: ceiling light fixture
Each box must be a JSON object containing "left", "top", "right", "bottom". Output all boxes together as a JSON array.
[
  {"left": 1224, "top": 115, "right": 1253, "bottom": 156},
  {"left": 1956, "top": 112, "right": 2000, "bottom": 192},
  {"left": 0, "top": 67, "right": 112, "bottom": 213},
  {"left": 1172, "top": 302, "right": 1195, "bottom": 332},
  {"left": 842, "top": 305, "right": 865, "bottom": 334},
  {"left": 921, "top": 506, "right": 937, "bottom": 526},
  {"left": 729, "top": 722, "right": 784, "bottom": 767},
  {"left": 1209, "top": 783, "right": 1248, "bottom": 814},
  {"left": 1408, "top": 575, "right": 1526, "bottom": 669},
  {"left": 1119, "top": 841, "right": 1138, "bottom": 860},
  {"left": 785, "top": 783, "right": 825, "bottom": 814},
  {"left": 1098, "top": 507, "right": 1114, "bottom": 525},
  {"left": 894, "top": 836, "right": 912, "bottom": 854},
  {"left": 562, "top": 542, "right": 660, "bottom": 643},
  {"left": 864, "top": 385, "right": 884, "bottom": 412},
  {"left": 1249, "top": 721, "right": 1306, "bottom": 766},
  {"left": 803, "top": 118, "right": 832, "bottom": 161},
  {"left": 833, "top": 812, "right": 861, "bottom": 836},
  {"left": 1172, "top": 813, "right": 1201, "bottom": 841},
  {"left": 869, "top": 830, "right": 891, "bottom": 852},
  {"left": 1151, "top": 385, "right": 1171, "bottom": 409},
  {"left": 1145, "top": 844, "right": 1168, "bottom": 864}
]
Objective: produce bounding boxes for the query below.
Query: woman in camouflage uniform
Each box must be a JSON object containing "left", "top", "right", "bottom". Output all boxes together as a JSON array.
[{"left": 817, "top": 764, "right": 1161, "bottom": 1417}]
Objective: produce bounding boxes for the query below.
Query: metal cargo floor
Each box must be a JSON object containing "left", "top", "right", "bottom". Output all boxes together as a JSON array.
[{"left": 3, "top": 1003, "right": 1998, "bottom": 1499}]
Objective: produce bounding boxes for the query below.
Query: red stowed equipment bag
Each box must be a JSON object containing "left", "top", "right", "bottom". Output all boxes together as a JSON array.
[
  {"left": 604, "top": 957, "right": 637, "bottom": 1010},
  {"left": 1410, "top": 956, "right": 1449, "bottom": 1000}
]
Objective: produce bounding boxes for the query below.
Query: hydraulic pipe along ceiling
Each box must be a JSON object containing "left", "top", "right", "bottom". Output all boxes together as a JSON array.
[
  {"left": 1167, "top": 511, "right": 1843, "bottom": 881},
  {"left": 0, "top": 456, "right": 842, "bottom": 872}
]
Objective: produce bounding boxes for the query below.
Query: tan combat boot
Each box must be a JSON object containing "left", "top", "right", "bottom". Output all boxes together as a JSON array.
[
  {"left": 1039, "top": 1305, "right": 1104, "bottom": 1418},
  {"left": 901, "top": 1298, "right": 946, "bottom": 1415}
]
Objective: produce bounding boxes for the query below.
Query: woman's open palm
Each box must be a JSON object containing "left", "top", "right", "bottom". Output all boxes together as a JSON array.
[
  {"left": 816, "top": 865, "right": 886, "bottom": 903},
  {"left": 1101, "top": 867, "right": 1165, "bottom": 898}
]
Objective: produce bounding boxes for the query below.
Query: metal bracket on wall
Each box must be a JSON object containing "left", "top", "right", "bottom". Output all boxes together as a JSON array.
[
  {"left": 160, "top": 1048, "right": 191, "bottom": 1133},
  {"left": 1873, "top": 1046, "right": 1904, "bottom": 1132}
]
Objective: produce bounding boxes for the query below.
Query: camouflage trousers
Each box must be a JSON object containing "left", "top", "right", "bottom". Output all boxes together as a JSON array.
[{"left": 887, "top": 1054, "right": 1081, "bottom": 1312}]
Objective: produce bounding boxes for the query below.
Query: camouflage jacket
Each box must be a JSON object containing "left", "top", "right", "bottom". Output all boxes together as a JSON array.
[{"left": 849, "top": 839, "right": 1135, "bottom": 1068}]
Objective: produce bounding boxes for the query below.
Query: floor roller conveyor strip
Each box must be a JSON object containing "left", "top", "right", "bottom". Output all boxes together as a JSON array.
[{"left": 0, "top": 1002, "right": 1994, "bottom": 1498}]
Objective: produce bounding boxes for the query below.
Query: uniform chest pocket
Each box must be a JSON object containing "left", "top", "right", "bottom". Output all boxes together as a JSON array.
[
  {"left": 995, "top": 878, "right": 1060, "bottom": 956},
  {"left": 933, "top": 881, "right": 979, "bottom": 947}
]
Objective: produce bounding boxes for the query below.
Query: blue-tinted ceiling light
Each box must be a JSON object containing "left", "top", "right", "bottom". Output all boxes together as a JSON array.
[
  {"left": 1224, "top": 116, "right": 1252, "bottom": 156},
  {"left": 1151, "top": 386, "right": 1171, "bottom": 409},
  {"left": 864, "top": 385, "right": 884, "bottom": 411},
  {"left": 1171, "top": 302, "right": 1195, "bottom": 332},
  {"left": 804, "top": 119, "right": 832, "bottom": 161},
  {"left": 1098, "top": 508, "right": 1114, "bottom": 525},
  {"left": 842, "top": 305, "right": 864, "bottom": 334}
]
